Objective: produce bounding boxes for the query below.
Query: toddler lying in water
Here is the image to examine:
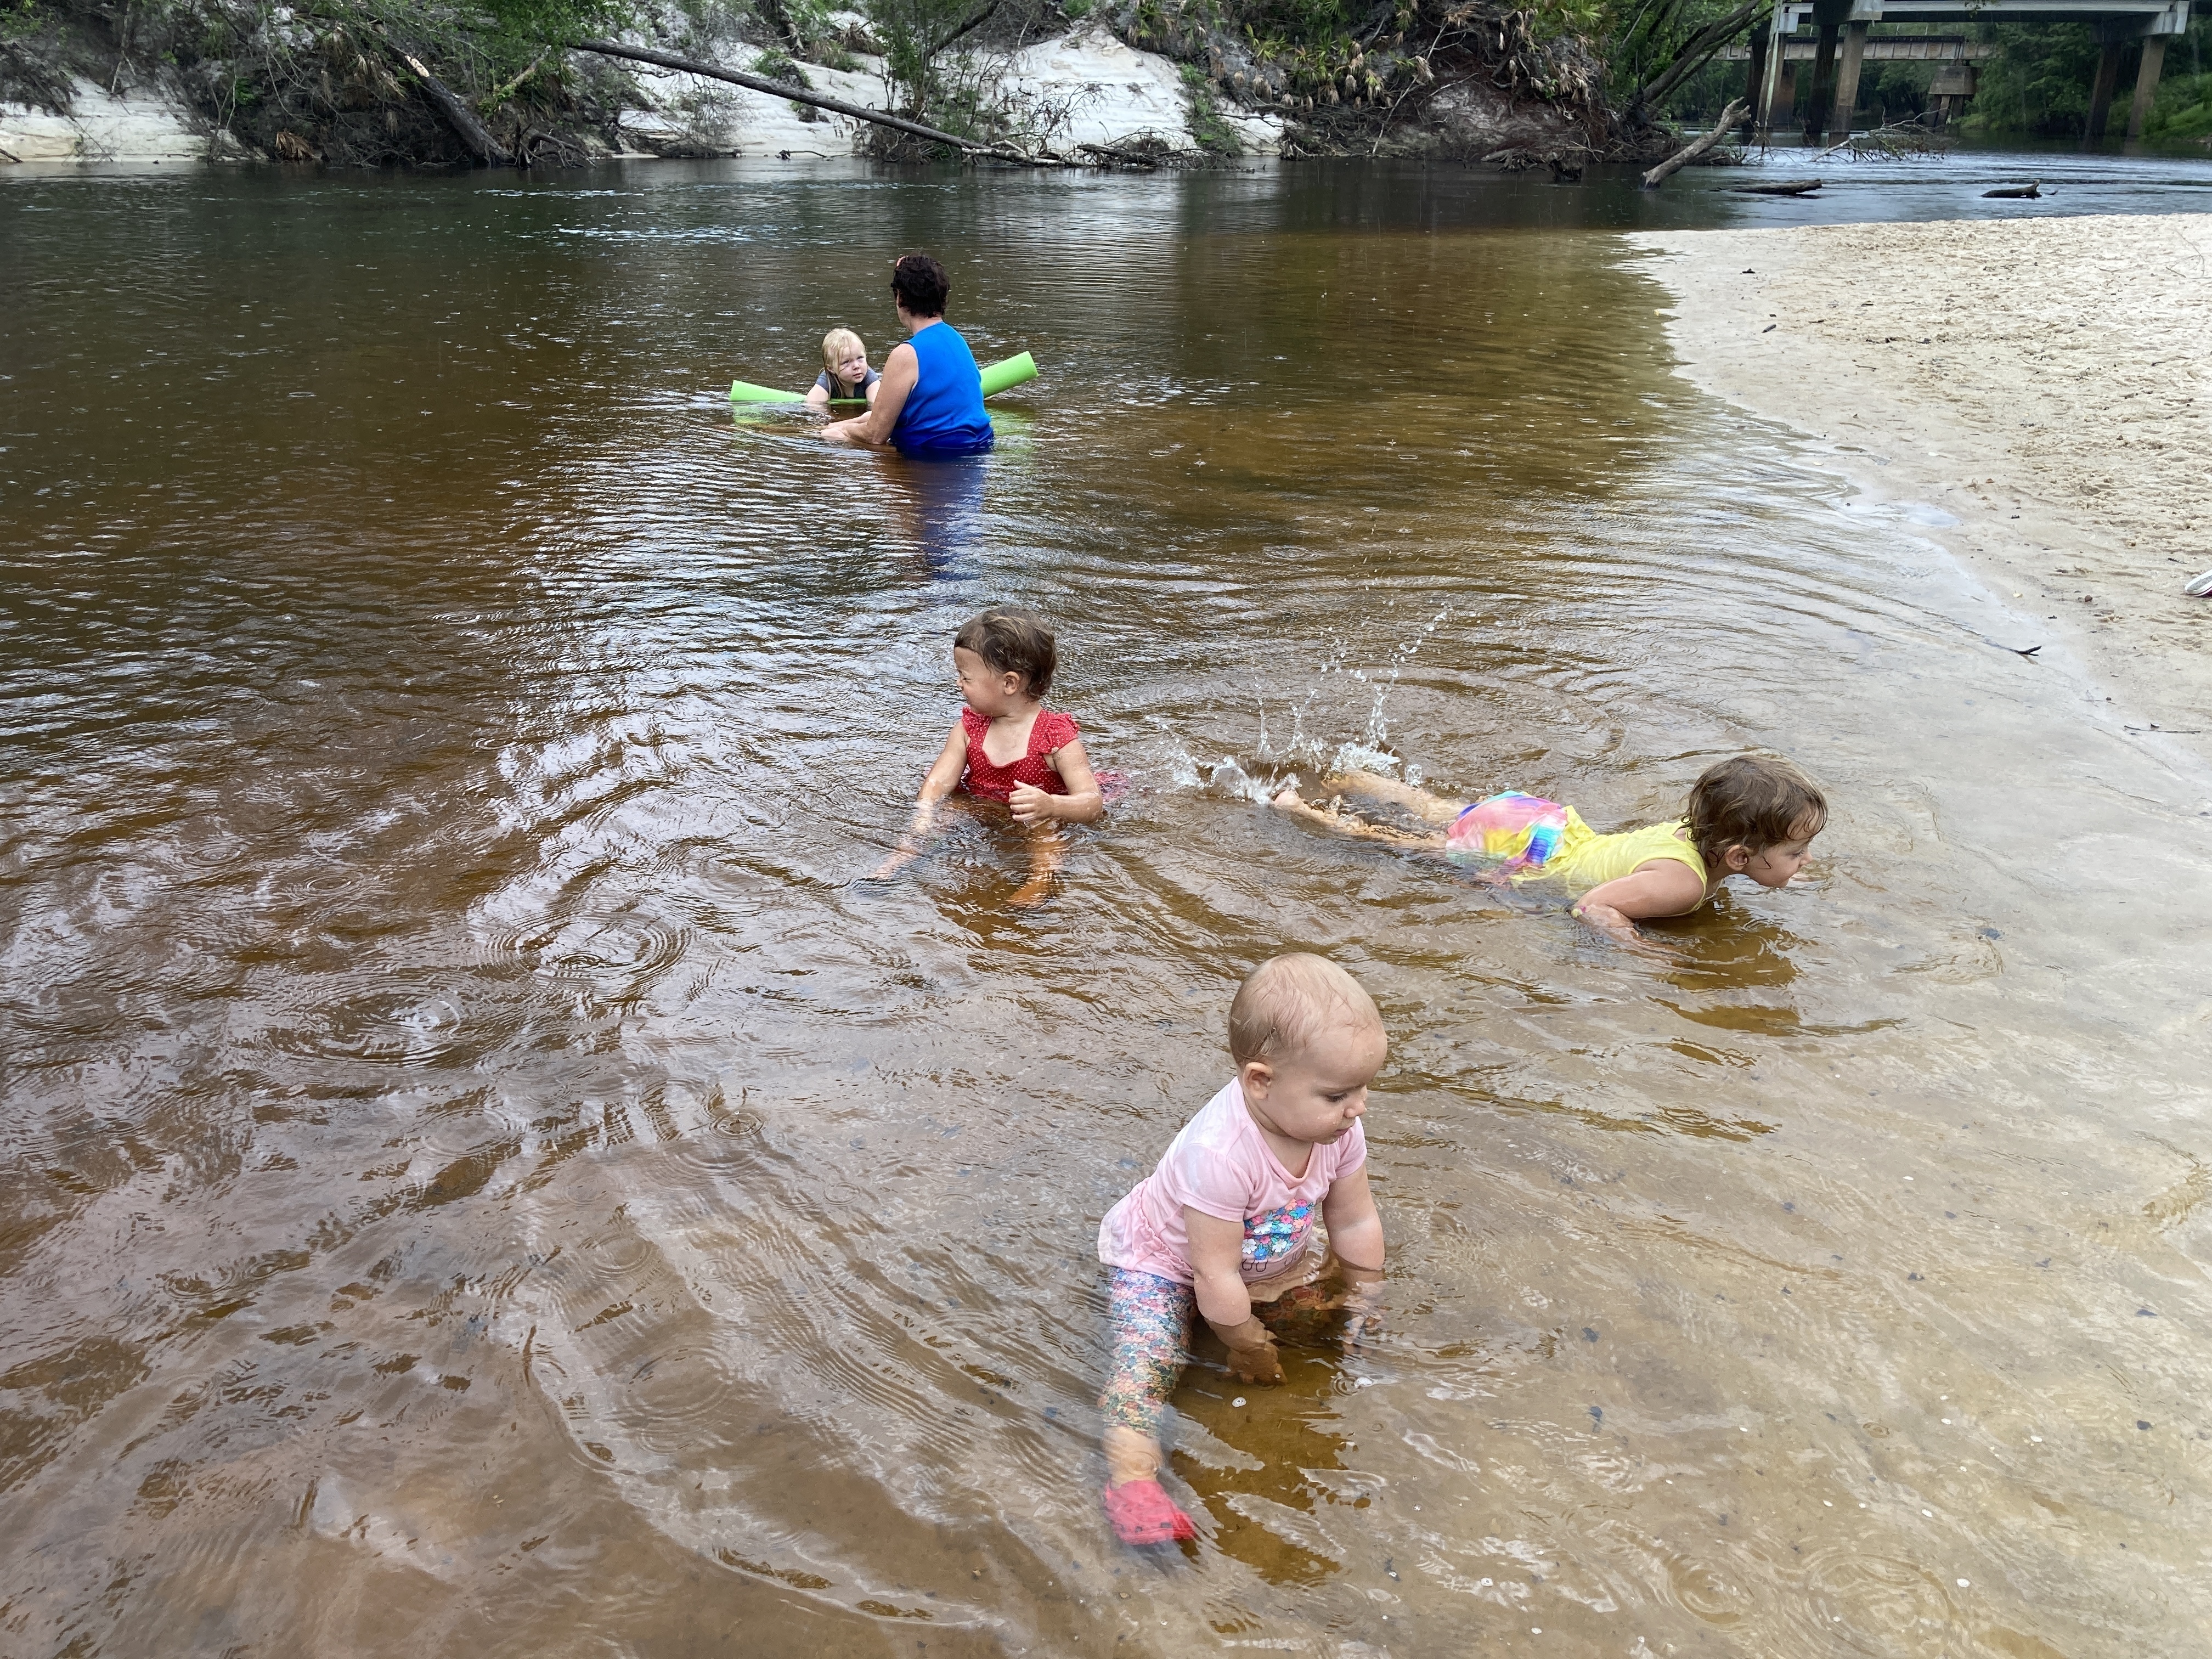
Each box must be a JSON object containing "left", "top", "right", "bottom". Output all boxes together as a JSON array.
[
  {"left": 1272, "top": 754, "right": 1826, "bottom": 943},
  {"left": 1094, "top": 953, "right": 1386, "bottom": 1546}
]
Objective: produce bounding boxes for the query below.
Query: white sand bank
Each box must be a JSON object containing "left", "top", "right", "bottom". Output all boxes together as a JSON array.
[
  {"left": 1630, "top": 213, "right": 2212, "bottom": 753},
  {"left": 1, "top": 23, "right": 1266, "bottom": 165},
  {"left": 0, "top": 77, "right": 216, "bottom": 162},
  {"left": 600, "top": 24, "right": 1276, "bottom": 159}
]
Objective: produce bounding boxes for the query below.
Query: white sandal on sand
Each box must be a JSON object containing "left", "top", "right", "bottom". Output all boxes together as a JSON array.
[{"left": 2187, "top": 570, "right": 2212, "bottom": 599}]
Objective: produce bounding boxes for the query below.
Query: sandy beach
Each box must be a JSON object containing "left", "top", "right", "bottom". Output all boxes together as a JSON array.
[{"left": 1630, "top": 212, "right": 2212, "bottom": 758}]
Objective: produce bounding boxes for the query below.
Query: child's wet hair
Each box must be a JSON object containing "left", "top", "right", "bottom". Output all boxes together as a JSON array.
[
  {"left": 1686, "top": 755, "right": 1827, "bottom": 867},
  {"left": 953, "top": 609, "right": 1057, "bottom": 697},
  {"left": 821, "top": 327, "right": 865, "bottom": 370},
  {"left": 1229, "top": 953, "right": 1382, "bottom": 1067}
]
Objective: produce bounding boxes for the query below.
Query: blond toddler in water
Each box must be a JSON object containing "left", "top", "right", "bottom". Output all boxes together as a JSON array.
[
  {"left": 1273, "top": 754, "right": 1826, "bottom": 943},
  {"left": 804, "top": 327, "right": 880, "bottom": 407},
  {"left": 1093, "top": 954, "right": 1387, "bottom": 1546}
]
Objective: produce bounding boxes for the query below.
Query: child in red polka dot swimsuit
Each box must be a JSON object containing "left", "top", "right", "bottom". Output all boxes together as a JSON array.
[{"left": 874, "top": 608, "right": 1104, "bottom": 904}]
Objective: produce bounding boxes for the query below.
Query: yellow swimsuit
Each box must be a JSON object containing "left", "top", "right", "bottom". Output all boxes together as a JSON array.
[{"left": 1443, "top": 794, "right": 1707, "bottom": 892}]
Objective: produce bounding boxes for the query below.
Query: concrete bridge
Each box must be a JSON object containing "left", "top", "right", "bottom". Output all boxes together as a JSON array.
[{"left": 1746, "top": 0, "right": 2194, "bottom": 142}]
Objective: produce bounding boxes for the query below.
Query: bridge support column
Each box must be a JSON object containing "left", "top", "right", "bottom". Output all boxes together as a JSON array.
[
  {"left": 1830, "top": 21, "right": 1869, "bottom": 138},
  {"left": 2127, "top": 35, "right": 2168, "bottom": 142},
  {"left": 1805, "top": 22, "right": 1839, "bottom": 138},
  {"left": 2085, "top": 40, "right": 2124, "bottom": 141},
  {"left": 1746, "top": 25, "right": 1771, "bottom": 137}
]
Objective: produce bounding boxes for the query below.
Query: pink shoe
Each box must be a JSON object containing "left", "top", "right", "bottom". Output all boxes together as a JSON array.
[{"left": 1101, "top": 1479, "right": 1197, "bottom": 1547}]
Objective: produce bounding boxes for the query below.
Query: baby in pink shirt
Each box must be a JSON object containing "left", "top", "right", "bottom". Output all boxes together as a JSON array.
[{"left": 1093, "top": 953, "right": 1388, "bottom": 1548}]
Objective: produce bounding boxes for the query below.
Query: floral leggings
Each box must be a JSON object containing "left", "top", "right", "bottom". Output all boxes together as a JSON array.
[{"left": 1098, "top": 1265, "right": 1347, "bottom": 1434}]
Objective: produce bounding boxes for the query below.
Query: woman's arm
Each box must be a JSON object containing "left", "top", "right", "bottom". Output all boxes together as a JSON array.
[
  {"left": 1320, "top": 1168, "right": 1384, "bottom": 1272},
  {"left": 1572, "top": 857, "right": 1707, "bottom": 942},
  {"left": 1011, "top": 737, "right": 1105, "bottom": 826},
  {"left": 870, "top": 721, "right": 968, "bottom": 879},
  {"left": 1186, "top": 1209, "right": 1282, "bottom": 1385},
  {"left": 822, "top": 343, "right": 916, "bottom": 447}
]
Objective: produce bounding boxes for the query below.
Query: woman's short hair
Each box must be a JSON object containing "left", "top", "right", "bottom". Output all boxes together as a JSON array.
[
  {"left": 954, "top": 608, "right": 1056, "bottom": 696},
  {"left": 821, "top": 327, "right": 865, "bottom": 370},
  {"left": 1686, "top": 755, "right": 1827, "bottom": 868},
  {"left": 891, "top": 253, "right": 951, "bottom": 318}
]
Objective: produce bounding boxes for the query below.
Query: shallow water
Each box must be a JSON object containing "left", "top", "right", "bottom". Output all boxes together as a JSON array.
[{"left": 3, "top": 160, "right": 2211, "bottom": 1657}]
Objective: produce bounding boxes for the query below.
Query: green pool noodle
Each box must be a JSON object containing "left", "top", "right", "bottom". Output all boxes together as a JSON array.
[
  {"left": 978, "top": 351, "right": 1037, "bottom": 398},
  {"left": 729, "top": 351, "right": 1038, "bottom": 405}
]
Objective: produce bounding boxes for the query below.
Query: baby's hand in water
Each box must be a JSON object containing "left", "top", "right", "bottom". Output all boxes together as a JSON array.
[
  {"left": 1226, "top": 1338, "right": 1285, "bottom": 1386},
  {"left": 1008, "top": 784, "right": 1057, "bottom": 825},
  {"left": 1336, "top": 1274, "right": 1386, "bottom": 1354},
  {"left": 1216, "top": 1317, "right": 1285, "bottom": 1385}
]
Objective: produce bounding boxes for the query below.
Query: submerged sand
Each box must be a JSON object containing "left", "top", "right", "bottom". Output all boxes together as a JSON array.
[{"left": 1629, "top": 212, "right": 2212, "bottom": 757}]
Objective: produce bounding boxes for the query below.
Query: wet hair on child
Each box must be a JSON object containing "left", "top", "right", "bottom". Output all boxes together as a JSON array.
[
  {"left": 954, "top": 609, "right": 1057, "bottom": 697},
  {"left": 1686, "top": 755, "right": 1827, "bottom": 869},
  {"left": 821, "top": 327, "right": 865, "bottom": 371},
  {"left": 1227, "top": 953, "right": 1382, "bottom": 1067}
]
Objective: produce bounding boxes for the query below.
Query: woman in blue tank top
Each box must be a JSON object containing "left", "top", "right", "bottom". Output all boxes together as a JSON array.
[{"left": 819, "top": 253, "right": 995, "bottom": 458}]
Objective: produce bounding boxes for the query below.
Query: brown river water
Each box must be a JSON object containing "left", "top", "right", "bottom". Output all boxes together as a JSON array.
[{"left": 4, "top": 161, "right": 2210, "bottom": 1657}]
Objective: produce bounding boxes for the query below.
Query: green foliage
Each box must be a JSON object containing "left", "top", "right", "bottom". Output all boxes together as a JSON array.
[
  {"left": 1949, "top": 15, "right": 2206, "bottom": 140},
  {"left": 1527, "top": 0, "right": 1602, "bottom": 42},
  {"left": 1231, "top": 0, "right": 1357, "bottom": 51},
  {"left": 1180, "top": 56, "right": 1240, "bottom": 149},
  {"left": 1579, "top": 0, "right": 1753, "bottom": 105},
  {"left": 866, "top": 0, "right": 973, "bottom": 111},
  {"left": 474, "top": 0, "right": 635, "bottom": 44},
  {"left": 2147, "top": 66, "right": 2212, "bottom": 139},
  {"left": 2141, "top": 14, "right": 2210, "bottom": 141},
  {"left": 1956, "top": 21, "right": 2100, "bottom": 136}
]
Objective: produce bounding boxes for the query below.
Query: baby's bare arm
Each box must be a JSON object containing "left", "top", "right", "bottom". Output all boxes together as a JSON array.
[
  {"left": 1187, "top": 1209, "right": 1283, "bottom": 1385},
  {"left": 1320, "top": 1168, "right": 1384, "bottom": 1271},
  {"left": 871, "top": 723, "right": 968, "bottom": 879}
]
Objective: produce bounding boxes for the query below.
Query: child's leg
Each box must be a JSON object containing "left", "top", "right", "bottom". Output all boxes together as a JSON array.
[
  {"left": 1324, "top": 769, "right": 1467, "bottom": 826},
  {"left": 1269, "top": 782, "right": 1448, "bottom": 851},
  {"left": 1011, "top": 825, "right": 1066, "bottom": 907},
  {"left": 1098, "top": 1269, "right": 1194, "bottom": 1487}
]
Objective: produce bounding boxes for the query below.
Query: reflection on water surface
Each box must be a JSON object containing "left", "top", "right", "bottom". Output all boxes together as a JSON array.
[{"left": 2, "top": 160, "right": 2210, "bottom": 1657}]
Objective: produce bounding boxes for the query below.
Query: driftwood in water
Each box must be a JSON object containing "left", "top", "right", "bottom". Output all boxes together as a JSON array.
[
  {"left": 1731, "top": 178, "right": 1822, "bottom": 195},
  {"left": 1983, "top": 181, "right": 2042, "bottom": 199},
  {"left": 1641, "top": 99, "right": 1746, "bottom": 189},
  {"left": 573, "top": 37, "right": 1046, "bottom": 162},
  {"left": 391, "top": 39, "right": 514, "bottom": 165}
]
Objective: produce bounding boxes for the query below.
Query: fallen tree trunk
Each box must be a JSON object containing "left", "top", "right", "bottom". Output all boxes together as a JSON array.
[
  {"left": 1641, "top": 98, "right": 1745, "bottom": 188},
  {"left": 1983, "top": 181, "right": 2041, "bottom": 199},
  {"left": 391, "top": 39, "right": 514, "bottom": 165},
  {"left": 572, "top": 37, "right": 1043, "bottom": 162},
  {"left": 1731, "top": 177, "right": 1822, "bottom": 194}
]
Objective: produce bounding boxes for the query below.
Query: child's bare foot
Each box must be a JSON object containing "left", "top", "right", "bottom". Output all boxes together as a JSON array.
[{"left": 1271, "top": 774, "right": 1306, "bottom": 810}]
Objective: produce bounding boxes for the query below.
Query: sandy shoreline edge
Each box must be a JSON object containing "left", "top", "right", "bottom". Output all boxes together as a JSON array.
[{"left": 1627, "top": 213, "right": 2212, "bottom": 766}]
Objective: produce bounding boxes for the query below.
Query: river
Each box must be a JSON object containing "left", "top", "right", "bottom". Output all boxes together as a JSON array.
[{"left": 3, "top": 155, "right": 2210, "bottom": 1657}]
